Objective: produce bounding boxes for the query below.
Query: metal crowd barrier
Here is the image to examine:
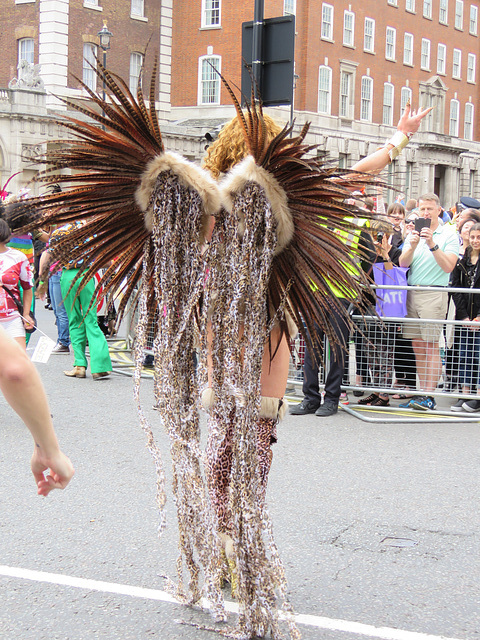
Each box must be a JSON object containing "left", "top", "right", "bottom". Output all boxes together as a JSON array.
[{"left": 287, "top": 284, "right": 480, "bottom": 422}]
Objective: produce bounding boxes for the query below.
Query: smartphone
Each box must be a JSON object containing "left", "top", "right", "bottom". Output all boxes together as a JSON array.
[{"left": 414, "top": 218, "right": 431, "bottom": 232}]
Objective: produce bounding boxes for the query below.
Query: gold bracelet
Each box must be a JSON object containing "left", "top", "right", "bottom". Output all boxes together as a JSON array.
[{"left": 386, "top": 130, "right": 410, "bottom": 163}]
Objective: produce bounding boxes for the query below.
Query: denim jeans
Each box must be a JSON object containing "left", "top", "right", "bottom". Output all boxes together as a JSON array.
[{"left": 49, "top": 270, "right": 70, "bottom": 346}]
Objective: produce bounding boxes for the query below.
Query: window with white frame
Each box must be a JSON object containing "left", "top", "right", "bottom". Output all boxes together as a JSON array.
[
  {"left": 453, "top": 48, "right": 462, "bottom": 78},
  {"left": 401, "top": 86, "right": 412, "bottom": 112},
  {"left": 360, "top": 76, "right": 373, "bottom": 121},
  {"left": 404, "top": 32, "right": 414, "bottom": 65},
  {"left": 318, "top": 66, "right": 332, "bottom": 114},
  {"left": 455, "top": 0, "right": 464, "bottom": 28},
  {"left": 129, "top": 52, "right": 143, "bottom": 93},
  {"left": 439, "top": 0, "right": 448, "bottom": 23},
  {"left": 464, "top": 102, "right": 474, "bottom": 139},
  {"left": 84, "top": 0, "right": 99, "bottom": 5},
  {"left": 321, "top": 4, "right": 334, "bottom": 40},
  {"left": 387, "top": 0, "right": 397, "bottom": 5},
  {"left": 437, "top": 43, "right": 447, "bottom": 73},
  {"left": 202, "top": 0, "right": 221, "bottom": 27},
  {"left": 470, "top": 4, "right": 478, "bottom": 34},
  {"left": 339, "top": 71, "right": 352, "bottom": 117},
  {"left": 131, "top": 0, "right": 144, "bottom": 17},
  {"left": 18, "top": 38, "right": 34, "bottom": 67},
  {"left": 343, "top": 10, "right": 354, "bottom": 46},
  {"left": 385, "top": 27, "right": 396, "bottom": 60},
  {"left": 421, "top": 38, "right": 430, "bottom": 69},
  {"left": 198, "top": 55, "right": 221, "bottom": 104},
  {"left": 423, "top": 0, "right": 432, "bottom": 18},
  {"left": 284, "top": 0, "right": 296, "bottom": 15},
  {"left": 82, "top": 43, "right": 97, "bottom": 91},
  {"left": 406, "top": 0, "right": 415, "bottom": 12},
  {"left": 449, "top": 98, "right": 460, "bottom": 135},
  {"left": 383, "top": 82, "right": 394, "bottom": 125},
  {"left": 467, "top": 53, "right": 476, "bottom": 82},
  {"left": 364, "top": 17, "right": 375, "bottom": 52}
]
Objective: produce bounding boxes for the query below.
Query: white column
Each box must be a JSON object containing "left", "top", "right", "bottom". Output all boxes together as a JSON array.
[
  {"left": 158, "top": 0, "right": 172, "bottom": 117},
  {"left": 39, "top": 0, "right": 69, "bottom": 109}
]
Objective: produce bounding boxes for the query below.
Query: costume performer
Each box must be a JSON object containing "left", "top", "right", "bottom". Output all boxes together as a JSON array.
[{"left": 7, "top": 58, "right": 430, "bottom": 639}]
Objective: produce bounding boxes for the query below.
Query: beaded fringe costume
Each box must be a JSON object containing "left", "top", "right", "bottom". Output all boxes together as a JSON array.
[{"left": 8, "top": 59, "right": 375, "bottom": 639}]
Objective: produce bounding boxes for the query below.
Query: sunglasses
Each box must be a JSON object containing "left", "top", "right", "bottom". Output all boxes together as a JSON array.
[{"left": 405, "top": 219, "right": 416, "bottom": 223}]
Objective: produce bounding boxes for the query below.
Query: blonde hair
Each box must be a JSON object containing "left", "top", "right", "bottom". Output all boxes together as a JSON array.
[{"left": 203, "top": 113, "right": 283, "bottom": 178}]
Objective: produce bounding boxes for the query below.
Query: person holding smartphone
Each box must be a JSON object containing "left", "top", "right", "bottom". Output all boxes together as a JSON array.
[{"left": 399, "top": 193, "right": 459, "bottom": 410}]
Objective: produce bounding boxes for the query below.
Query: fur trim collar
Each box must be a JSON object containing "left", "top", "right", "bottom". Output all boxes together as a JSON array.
[
  {"left": 135, "top": 152, "right": 221, "bottom": 241},
  {"left": 219, "top": 156, "right": 294, "bottom": 255}
]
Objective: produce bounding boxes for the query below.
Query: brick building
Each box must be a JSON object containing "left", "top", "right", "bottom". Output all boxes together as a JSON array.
[
  {"left": 1, "top": 0, "right": 480, "bottom": 205},
  {"left": 0, "top": 0, "right": 177, "bottom": 194},
  {"left": 170, "top": 0, "right": 480, "bottom": 206}
]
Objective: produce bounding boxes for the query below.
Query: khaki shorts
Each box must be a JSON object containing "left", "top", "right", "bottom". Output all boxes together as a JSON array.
[{"left": 403, "top": 289, "right": 448, "bottom": 341}]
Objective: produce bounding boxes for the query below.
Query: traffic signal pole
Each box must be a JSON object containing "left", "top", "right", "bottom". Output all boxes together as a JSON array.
[{"left": 252, "top": 0, "right": 264, "bottom": 99}]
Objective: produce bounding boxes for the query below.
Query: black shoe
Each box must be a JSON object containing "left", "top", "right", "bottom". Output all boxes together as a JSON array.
[
  {"left": 290, "top": 399, "right": 320, "bottom": 415},
  {"left": 353, "top": 389, "right": 364, "bottom": 397},
  {"left": 462, "top": 399, "right": 480, "bottom": 412},
  {"left": 315, "top": 400, "right": 338, "bottom": 417}
]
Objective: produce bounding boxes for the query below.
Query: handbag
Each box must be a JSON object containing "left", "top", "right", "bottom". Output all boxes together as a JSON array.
[
  {"left": 0, "top": 284, "right": 37, "bottom": 333},
  {"left": 372, "top": 263, "right": 408, "bottom": 318}
]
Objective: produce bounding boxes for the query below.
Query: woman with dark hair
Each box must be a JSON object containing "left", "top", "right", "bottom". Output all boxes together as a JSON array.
[
  {"left": 0, "top": 218, "right": 35, "bottom": 347},
  {"left": 450, "top": 223, "right": 480, "bottom": 411},
  {"left": 386, "top": 202, "right": 406, "bottom": 249}
]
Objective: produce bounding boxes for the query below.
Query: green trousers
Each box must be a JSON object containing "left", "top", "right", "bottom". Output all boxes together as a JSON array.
[{"left": 60, "top": 269, "right": 112, "bottom": 373}]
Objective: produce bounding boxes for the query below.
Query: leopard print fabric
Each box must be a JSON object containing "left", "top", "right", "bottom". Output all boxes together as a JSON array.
[{"left": 205, "top": 410, "right": 278, "bottom": 535}]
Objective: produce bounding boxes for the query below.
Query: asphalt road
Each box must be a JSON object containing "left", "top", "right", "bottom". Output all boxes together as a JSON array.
[{"left": 0, "top": 305, "right": 479, "bottom": 640}]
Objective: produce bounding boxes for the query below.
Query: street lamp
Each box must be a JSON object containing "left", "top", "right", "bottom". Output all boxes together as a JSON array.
[{"left": 97, "top": 21, "right": 113, "bottom": 103}]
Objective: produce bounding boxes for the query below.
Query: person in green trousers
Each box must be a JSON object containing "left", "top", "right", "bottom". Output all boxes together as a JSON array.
[{"left": 60, "top": 267, "right": 112, "bottom": 380}]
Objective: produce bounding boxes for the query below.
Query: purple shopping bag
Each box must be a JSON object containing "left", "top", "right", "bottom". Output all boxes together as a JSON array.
[{"left": 372, "top": 264, "right": 408, "bottom": 318}]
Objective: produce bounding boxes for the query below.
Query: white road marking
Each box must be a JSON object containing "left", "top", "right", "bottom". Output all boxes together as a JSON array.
[{"left": 0, "top": 565, "right": 465, "bottom": 640}]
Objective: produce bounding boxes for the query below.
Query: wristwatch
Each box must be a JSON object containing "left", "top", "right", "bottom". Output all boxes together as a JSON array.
[{"left": 430, "top": 244, "right": 439, "bottom": 252}]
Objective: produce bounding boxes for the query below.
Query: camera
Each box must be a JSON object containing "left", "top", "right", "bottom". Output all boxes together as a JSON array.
[{"left": 376, "top": 231, "right": 385, "bottom": 242}]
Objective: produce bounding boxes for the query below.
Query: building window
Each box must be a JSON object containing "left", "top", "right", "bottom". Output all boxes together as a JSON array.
[
  {"left": 84, "top": 0, "right": 99, "bottom": 5},
  {"left": 202, "top": 0, "right": 220, "bottom": 27},
  {"left": 198, "top": 55, "right": 220, "bottom": 105},
  {"left": 453, "top": 48, "right": 462, "bottom": 78},
  {"left": 284, "top": 0, "right": 296, "bottom": 15},
  {"left": 82, "top": 43, "right": 97, "bottom": 91},
  {"left": 449, "top": 99, "right": 460, "bottom": 136},
  {"left": 343, "top": 10, "right": 354, "bottom": 47},
  {"left": 360, "top": 76, "right": 373, "bottom": 121},
  {"left": 401, "top": 86, "right": 412, "bottom": 112},
  {"left": 383, "top": 82, "right": 394, "bottom": 125},
  {"left": 469, "top": 168, "right": 476, "bottom": 193},
  {"left": 339, "top": 71, "right": 352, "bottom": 117},
  {"left": 455, "top": 0, "right": 464, "bottom": 28},
  {"left": 437, "top": 43, "right": 447, "bottom": 74},
  {"left": 406, "top": 161, "right": 414, "bottom": 198},
  {"left": 423, "top": 0, "right": 432, "bottom": 18},
  {"left": 464, "top": 102, "right": 474, "bottom": 139},
  {"left": 406, "top": 0, "right": 415, "bottom": 12},
  {"left": 364, "top": 17, "right": 375, "bottom": 53},
  {"left": 385, "top": 27, "right": 396, "bottom": 60},
  {"left": 387, "top": 0, "right": 397, "bottom": 5},
  {"left": 439, "top": 0, "right": 448, "bottom": 23},
  {"left": 321, "top": 4, "right": 334, "bottom": 40},
  {"left": 318, "top": 65, "right": 332, "bottom": 114},
  {"left": 18, "top": 38, "right": 34, "bottom": 67},
  {"left": 421, "top": 38, "right": 430, "bottom": 70},
  {"left": 131, "top": 0, "right": 144, "bottom": 17},
  {"left": 404, "top": 32, "right": 413, "bottom": 65},
  {"left": 129, "top": 52, "right": 143, "bottom": 93},
  {"left": 467, "top": 53, "right": 476, "bottom": 82},
  {"left": 470, "top": 5, "right": 478, "bottom": 34}
]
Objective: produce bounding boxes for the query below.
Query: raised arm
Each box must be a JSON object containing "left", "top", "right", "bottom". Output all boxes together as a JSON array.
[{"left": 350, "top": 103, "right": 433, "bottom": 175}]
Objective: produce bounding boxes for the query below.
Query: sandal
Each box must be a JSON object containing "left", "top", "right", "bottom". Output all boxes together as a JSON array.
[
  {"left": 370, "top": 395, "right": 390, "bottom": 407},
  {"left": 358, "top": 393, "right": 379, "bottom": 405},
  {"left": 392, "top": 392, "right": 414, "bottom": 400}
]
